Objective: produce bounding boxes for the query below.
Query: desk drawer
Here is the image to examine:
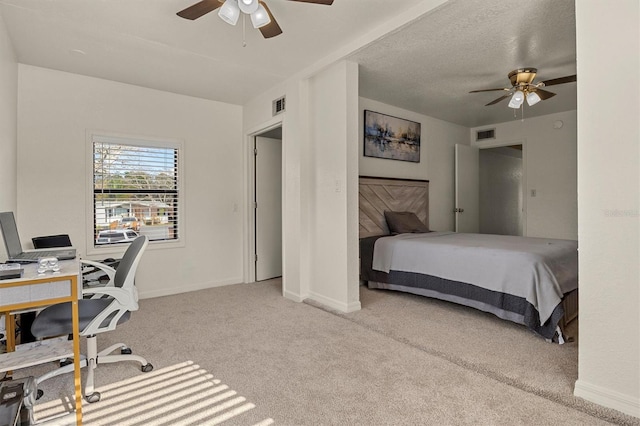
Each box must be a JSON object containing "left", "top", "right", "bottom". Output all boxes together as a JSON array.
[{"left": 0, "top": 280, "right": 71, "bottom": 306}]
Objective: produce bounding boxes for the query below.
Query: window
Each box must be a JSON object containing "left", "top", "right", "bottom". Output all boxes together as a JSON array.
[{"left": 92, "top": 134, "right": 181, "bottom": 247}]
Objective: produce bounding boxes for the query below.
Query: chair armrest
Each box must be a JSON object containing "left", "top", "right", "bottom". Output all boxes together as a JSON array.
[
  {"left": 82, "top": 286, "right": 138, "bottom": 311},
  {"left": 81, "top": 259, "right": 116, "bottom": 280},
  {"left": 82, "top": 286, "right": 139, "bottom": 334},
  {"left": 81, "top": 260, "right": 116, "bottom": 297}
]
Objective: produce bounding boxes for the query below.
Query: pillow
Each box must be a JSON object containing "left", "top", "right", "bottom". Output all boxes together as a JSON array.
[{"left": 384, "top": 211, "right": 430, "bottom": 234}]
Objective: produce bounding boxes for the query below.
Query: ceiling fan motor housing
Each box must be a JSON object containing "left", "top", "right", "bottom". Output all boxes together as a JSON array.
[{"left": 508, "top": 68, "right": 538, "bottom": 87}]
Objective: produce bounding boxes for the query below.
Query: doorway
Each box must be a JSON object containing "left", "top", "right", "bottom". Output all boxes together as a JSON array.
[
  {"left": 479, "top": 145, "right": 523, "bottom": 236},
  {"left": 455, "top": 143, "right": 525, "bottom": 236},
  {"left": 254, "top": 127, "right": 283, "bottom": 281}
]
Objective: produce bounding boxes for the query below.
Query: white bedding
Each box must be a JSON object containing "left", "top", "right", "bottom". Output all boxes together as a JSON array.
[{"left": 372, "top": 232, "right": 578, "bottom": 325}]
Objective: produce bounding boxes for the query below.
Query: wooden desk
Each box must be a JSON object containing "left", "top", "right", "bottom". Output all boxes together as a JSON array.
[{"left": 0, "top": 260, "right": 82, "bottom": 425}]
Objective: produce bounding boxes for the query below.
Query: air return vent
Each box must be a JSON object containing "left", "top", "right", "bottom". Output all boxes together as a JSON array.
[
  {"left": 476, "top": 128, "right": 495, "bottom": 141},
  {"left": 272, "top": 96, "right": 286, "bottom": 116}
]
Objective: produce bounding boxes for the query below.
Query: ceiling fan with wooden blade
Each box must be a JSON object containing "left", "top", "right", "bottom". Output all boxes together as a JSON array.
[
  {"left": 469, "top": 68, "right": 576, "bottom": 107},
  {"left": 177, "top": 0, "right": 334, "bottom": 39}
]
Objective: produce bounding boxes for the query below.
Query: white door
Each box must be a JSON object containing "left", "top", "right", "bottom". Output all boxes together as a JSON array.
[
  {"left": 455, "top": 144, "right": 480, "bottom": 233},
  {"left": 255, "top": 136, "right": 282, "bottom": 281}
]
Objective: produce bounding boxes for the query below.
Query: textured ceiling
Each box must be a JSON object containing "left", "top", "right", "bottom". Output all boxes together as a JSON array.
[
  {"left": 350, "top": 0, "right": 577, "bottom": 127},
  {"left": 0, "top": 0, "right": 576, "bottom": 128}
]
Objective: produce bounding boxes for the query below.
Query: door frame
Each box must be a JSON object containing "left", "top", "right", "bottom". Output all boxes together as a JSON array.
[
  {"left": 254, "top": 135, "right": 283, "bottom": 281},
  {"left": 243, "top": 118, "right": 284, "bottom": 284},
  {"left": 473, "top": 138, "right": 528, "bottom": 236}
]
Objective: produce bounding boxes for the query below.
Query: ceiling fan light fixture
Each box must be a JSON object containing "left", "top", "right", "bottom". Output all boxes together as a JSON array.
[
  {"left": 251, "top": 4, "right": 271, "bottom": 28},
  {"left": 238, "top": 0, "right": 259, "bottom": 14},
  {"left": 508, "top": 90, "right": 525, "bottom": 109},
  {"left": 526, "top": 91, "right": 542, "bottom": 106},
  {"left": 219, "top": 0, "right": 240, "bottom": 26}
]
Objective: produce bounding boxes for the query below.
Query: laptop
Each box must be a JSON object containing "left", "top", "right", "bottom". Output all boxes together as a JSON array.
[{"left": 0, "top": 212, "right": 76, "bottom": 263}]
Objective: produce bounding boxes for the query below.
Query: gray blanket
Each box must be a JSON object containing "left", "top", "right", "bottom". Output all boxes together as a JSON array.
[{"left": 372, "top": 232, "right": 578, "bottom": 325}]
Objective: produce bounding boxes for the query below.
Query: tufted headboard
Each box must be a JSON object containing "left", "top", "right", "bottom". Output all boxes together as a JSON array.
[{"left": 358, "top": 176, "right": 429, "bottom": 238}]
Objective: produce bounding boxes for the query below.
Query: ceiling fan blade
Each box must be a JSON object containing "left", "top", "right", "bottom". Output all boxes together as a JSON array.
[
  {"left": 469, "top": 88, "right": 510, "bottom": 93},
  {"left": 534, "top": 88, "right": 557, "bottom": 100},
  {"left": 259, "top": 1, "right": 283, "bottom": 39},
  {"left": 286, "top": 0, "right": 334, "bottom": 4},
  {"left": 541, "top": 75, "right": 576, "bottom": 87},
  {"left": 177, "top": 0, "right": 223, "bottom": 20},
  {"left": 485, "top": 94, "right": 512, "bottom": 106}
]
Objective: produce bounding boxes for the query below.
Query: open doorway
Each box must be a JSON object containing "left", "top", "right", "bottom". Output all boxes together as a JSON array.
[
  {"left": 455, "top": 143, "right": 525, "bottom": 236},
  {"left": 479, "top": 145, "right": 523, "bottom": 236},
  {"left": 254, "top": 127, "right": 283, "bottom": 281}
]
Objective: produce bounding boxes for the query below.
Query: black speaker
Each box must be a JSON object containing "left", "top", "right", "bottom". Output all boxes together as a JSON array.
[{"left": 31, "top": 234, "right": 72, "bottom": 249}]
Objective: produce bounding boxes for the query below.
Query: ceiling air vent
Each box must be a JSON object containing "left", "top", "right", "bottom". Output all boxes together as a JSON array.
[
  {"left": 476, "top": 128, "right": 495, "bottom": 141},
  {"left": 272, "top": 96, "right": 286, "bottom": 116}
]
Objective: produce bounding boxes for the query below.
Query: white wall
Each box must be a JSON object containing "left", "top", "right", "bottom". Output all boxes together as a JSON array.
[
  {"left": 471, "top": 110, "right": 577, "bottom": 240},
  {"left": 307, "top": 61, "right": 360, "bottom": 311},
  {"left": 0, "top": 10, "right": 17, "bottom": 236},
  {"left": 359, "top": 98, "right": 469, "bottom": 232},
  {"left": 574, "top": 0, "right": 639, "bottom": 418},
  {"left": 243, "top": 61, "right": 361, "bottom": 312},
  {"left": 17, "top": 65, "right": 244, "bottom": 299}
]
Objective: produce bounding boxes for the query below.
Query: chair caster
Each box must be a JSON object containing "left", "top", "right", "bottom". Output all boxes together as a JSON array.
[
  {"left": 36, "top": 389, "right": 44, "bottom": 400},
  {"left": 60, "top": 358, "right": 73, "bottom": 367},
  {"left": 141, "top": 363, "right": 154, "bottom": 373},
  {"left": 85, "top": 391, "right": 101, "bottom": 403},
  {"left": 121, "top": 348, "right": 132, "bottom": 355}
]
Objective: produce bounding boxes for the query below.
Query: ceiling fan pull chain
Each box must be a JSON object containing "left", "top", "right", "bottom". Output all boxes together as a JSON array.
[{"left": 242, "top": 14, "right": 247, "bottom": 47}]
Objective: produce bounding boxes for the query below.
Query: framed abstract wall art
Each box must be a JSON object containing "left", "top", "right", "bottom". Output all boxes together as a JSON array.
[{"left": 364, "top": 110, "right": 421, "bottom": 163}]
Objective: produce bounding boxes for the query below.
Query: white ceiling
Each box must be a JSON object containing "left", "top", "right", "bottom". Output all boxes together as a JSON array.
[{"left": 0, "top": 0, "right": 576, "bottom": 128}]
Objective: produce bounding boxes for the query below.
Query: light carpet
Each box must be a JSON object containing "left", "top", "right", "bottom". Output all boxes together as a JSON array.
[{"left": 15, "top": 279, "right": 638, "bottom": 425}]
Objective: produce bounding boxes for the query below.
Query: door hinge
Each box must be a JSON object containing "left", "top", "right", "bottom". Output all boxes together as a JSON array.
[
  {"left": 454, "top": 208, "right": 465, "bottom": 213},
  {"left": 255, "top": 254, "right": 258, "bottom": 262},
  {"left": 254, "top": 202, "right": 257, "bottom": 209},
  {"left": 254, "top": 147, "right": 257, "bottom": 156}
]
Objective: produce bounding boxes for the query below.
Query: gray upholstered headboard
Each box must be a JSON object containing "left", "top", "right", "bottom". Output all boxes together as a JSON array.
[{"left": 359, "top": 176, "right": 429, "bottom": 238}]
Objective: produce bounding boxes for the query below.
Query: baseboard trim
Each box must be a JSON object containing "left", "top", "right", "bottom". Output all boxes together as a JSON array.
[
  {"left": 307, "top": 291, "right": 361, "bottom": 313},
  {"left": 139, "top": 277, "right": 244, "bottom": 299},
  {"left": 283, "top": 289, "right": 306, "bottom": 303},
  {"left": 574, "top": 380, "right": 640, "bottom": 418}
]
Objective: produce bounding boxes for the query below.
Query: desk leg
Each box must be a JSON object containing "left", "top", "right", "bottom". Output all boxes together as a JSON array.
[
  {"left": 5, "top": 313, "right": 15, "bottom": 353},
  {"left": 71, "top": 291, "right": 83, "bottom": 424}
]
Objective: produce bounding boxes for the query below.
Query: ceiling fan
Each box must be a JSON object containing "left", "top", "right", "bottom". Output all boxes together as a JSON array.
[
  {"left": 177, "top": 0, "right": 334, "bottom": 39},
  {"left": 469, "top": 68, "right": 577, "bottom": 109}
]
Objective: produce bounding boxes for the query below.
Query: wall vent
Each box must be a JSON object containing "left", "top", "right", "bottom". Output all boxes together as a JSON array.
[
  {"left": 272, "top": 96, "right": 286, "bottom": 116},
  {"left": 476, "top": 128, "right": 496, "bottom": 141}
]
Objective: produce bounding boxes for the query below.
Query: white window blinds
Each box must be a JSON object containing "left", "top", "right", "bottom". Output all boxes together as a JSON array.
[{"left": 92, "top": 135, "right": 180, "bottom": 246}]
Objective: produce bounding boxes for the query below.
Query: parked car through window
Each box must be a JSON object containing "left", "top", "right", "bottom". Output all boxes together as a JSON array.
[{"left": 96, "top": 229, "right": 140, "bottom": 245}]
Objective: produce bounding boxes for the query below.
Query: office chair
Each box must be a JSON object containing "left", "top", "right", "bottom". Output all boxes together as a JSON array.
[{"left": 30, "top": 236, "right": 153, "bottom": 403}]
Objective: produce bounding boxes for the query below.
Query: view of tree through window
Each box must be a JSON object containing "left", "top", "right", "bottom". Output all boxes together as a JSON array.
[{"left": 93, "top": 137, "right": 180, "bottom": 246}]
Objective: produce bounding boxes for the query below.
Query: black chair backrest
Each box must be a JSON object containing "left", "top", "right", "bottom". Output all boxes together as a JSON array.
[{"left": 114, "top": 236, "right": 147, "bottom": 289}]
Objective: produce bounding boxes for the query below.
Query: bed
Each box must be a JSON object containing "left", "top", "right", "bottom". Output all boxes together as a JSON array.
[{"left": 359, "top": 176, "right": 578, "bottom": 342}]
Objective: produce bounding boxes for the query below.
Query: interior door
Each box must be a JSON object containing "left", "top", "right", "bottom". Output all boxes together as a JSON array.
[
  {"left": 455, "top": 144, "right": 480, "bottom": 233},
  {"left": 255, "top": 136, "right": 282, "bottom": 281}
]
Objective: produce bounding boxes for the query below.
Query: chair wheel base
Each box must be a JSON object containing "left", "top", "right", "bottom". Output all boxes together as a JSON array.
[
  {"left": 85, "top": 392, "right": 101, "bottom": 403},
  {"left": 121, "top": 348, "right": 132, "bottom": 355},
  {"left": 142, "top": 363, "right": 153, "bottom": 373}
]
